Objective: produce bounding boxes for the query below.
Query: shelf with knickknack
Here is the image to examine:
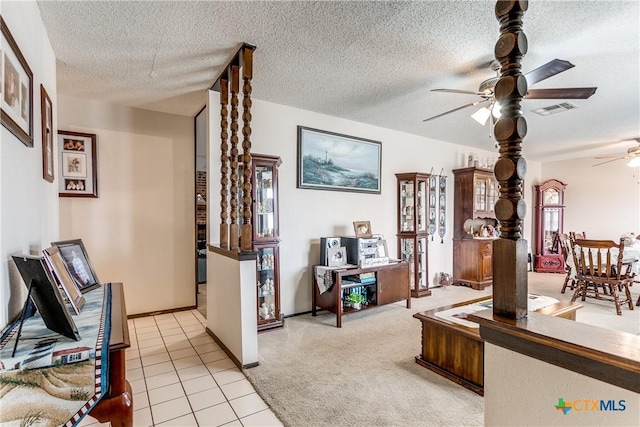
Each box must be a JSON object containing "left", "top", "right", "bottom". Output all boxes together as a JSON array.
[
  {"left": 240, "top": 153, "right": 283, "bottom": 331},
  {"left": 396, "top": 172, "right": 433, "bottom": 298}
]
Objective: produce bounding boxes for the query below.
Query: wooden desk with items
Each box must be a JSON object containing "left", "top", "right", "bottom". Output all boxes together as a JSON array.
[
  {"left": 413, "top": 295, "right": 582, "bottom": 395},
  {"left": 312, "top": 261, "right": 411, "bottom": 328}
]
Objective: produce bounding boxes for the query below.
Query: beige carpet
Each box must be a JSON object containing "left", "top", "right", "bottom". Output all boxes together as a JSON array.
[{"left": 243, "top": 272, "right": 639, "bottom": 427}]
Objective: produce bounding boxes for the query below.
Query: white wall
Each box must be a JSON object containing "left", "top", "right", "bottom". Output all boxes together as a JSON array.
[
  {"left": 57, "top": 96, "right": 195, "bottom": 315},
  {"left": 1, "top": 1, "right": 59, "bottom": 327},
  {"left": 209, "top": 95, "right": 543, "bottom": 316},
  {"left": 207, "top": 252, "right": 258, "bottom": 366},
  {"left": 485, "top": 343, "right": 639, "bottom": 426},
  {"left": 542, "top": 158, "right": 640, "bottom": 239}
]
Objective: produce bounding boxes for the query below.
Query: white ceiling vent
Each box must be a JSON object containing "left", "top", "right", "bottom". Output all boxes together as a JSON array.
[{"left": 532, "top": 102, "right": 578, "bottom": 116}]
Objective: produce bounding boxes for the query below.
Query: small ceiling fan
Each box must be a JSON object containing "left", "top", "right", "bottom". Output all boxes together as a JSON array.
[
  {"left": 593, "top": 138, "right": 640, "bottom": 167},
  {"left": 423, "top": 59, "right": 597, "bottom": 124}
]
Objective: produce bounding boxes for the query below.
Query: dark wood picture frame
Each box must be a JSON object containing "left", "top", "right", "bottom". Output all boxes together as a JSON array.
[
  {"left": 58, "top": 130, "right": 98, "bottom": 198},
  {"left": 1, "top": 17, "right": 34, "bottom": 147},
  {"left": 51, "top": 238, "right": 101, "bottom": 293},
  {"left": 40, "top": 85, "right": 54, "bottom": 182},
  {"left": 297, "top": 126, "right": 382, "bottom": 194}
]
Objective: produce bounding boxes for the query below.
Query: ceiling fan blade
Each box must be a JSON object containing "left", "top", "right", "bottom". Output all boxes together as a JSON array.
[
  {"left": 592, "top": 157, "right": 626, "bottom": 167},
  {"left": 526, "top": 87, "right": 597, "bottom": 99},
  {"left": 423, "top": 99, "right": 489, "bottom": 122},
  {"left": 525, "top": 59, "right": 574, "bottom": 86},
  {"left": 594, "top": 154, "right": 628, "bottom": 159},
  {"left": 432, "top": 88, "right": 486, "bottom": 96}
]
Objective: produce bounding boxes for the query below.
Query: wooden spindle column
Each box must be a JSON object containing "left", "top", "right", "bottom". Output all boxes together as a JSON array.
[
  {"left": 219, "top": 79, "right": 230, "bottom": 249},
  {"left": 229, "top": 65, "right": 241, "bottom": 251},
  {"left": 240, "top": 48, "right": 254, "bottom": 252},
  {"left": 492, "top": 0, "right": 529, "bottom": 319}
]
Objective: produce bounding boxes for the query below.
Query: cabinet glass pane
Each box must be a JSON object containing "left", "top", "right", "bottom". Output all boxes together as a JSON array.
[
  {"left": 400, "top": 238, "right": 415, "bottom": 288},
  {"left": 255, "top": 166, "right": 275, "bottom": 238},
  {"left": 417, "top": 236, "right": 428, "bottom": 289},
  {"left": 257, "top": 247, "right": 277, "bottom": 320},
  {"left": 417, "top": 180, "right": 427, "bottom": 232},
  {"left": 543, "top": 208, "right": 560, "bottom": 253},
  {"left": 488, "top": 180, "right": 497, "bottom": 212},
  {"left": 475, "top": 179, "right": 487, "bottom": 211},
  {"left": 400, "top": 180, "right": 414, "bottom": 232}
]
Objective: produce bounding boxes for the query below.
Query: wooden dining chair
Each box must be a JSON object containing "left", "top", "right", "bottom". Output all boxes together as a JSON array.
[
  {"left": 558, "top": 233, "right": 575, "bottom": 293},
  {"left": 570, "top": 238, "right": 635, "bottom": 315},
  {"left": 568, "top": 231, "right": 586, "bottom": 246}
]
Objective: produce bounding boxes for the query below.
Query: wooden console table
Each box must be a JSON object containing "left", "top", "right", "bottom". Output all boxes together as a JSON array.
[
  {"left": 90, "top": 282, "right": 132, "bottom": 427},
  {"left": 312, "top": 262, "right": 410, "bottom": 328},
  {"left": 413, "top": 296, "right": 581, "bottom": 395}
]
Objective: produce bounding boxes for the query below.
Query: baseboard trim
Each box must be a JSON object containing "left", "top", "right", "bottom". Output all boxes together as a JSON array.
[
  {"left": 205, "top": 327, "right": 259, "bottom": 370},
  {"left": 127, "top": 305, "right": 197, "bottom": 319}
]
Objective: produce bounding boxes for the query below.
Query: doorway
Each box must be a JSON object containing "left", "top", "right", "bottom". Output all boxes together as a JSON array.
[{"left": 195, "top": 106, "right": 208, "bottom": 317}]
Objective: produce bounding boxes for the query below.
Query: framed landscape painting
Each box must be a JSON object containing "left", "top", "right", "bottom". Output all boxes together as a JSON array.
[{"left": 297, "top": 126, "right": 381, "bottom": 194}]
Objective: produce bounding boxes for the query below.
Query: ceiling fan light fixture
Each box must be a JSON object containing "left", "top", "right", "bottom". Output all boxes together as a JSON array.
[
  {"left": 627, "top": 157, "right": 640, "bottom": 168},
  {"left": 491, "top": 102, "right": 502, "bottom": 119},
  {"left": 471, "top": 106, "right": 491, "bottom": 125}
]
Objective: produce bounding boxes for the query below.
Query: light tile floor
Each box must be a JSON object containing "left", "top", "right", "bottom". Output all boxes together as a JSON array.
[{"left": 80, "top": 309, "right": 282, "bottom": 427}]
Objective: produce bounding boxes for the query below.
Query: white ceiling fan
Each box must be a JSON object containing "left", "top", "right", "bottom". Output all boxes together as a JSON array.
[{"left": 593, "top": 138, "right": 640, "bottom": 167}]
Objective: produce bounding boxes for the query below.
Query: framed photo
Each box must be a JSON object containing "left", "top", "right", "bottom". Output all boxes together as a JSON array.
[
  {"left": 297, "top": 126, "right": 381, "bottom": 194},
  {"left": 40, "top": 85, "right": 54, "bottom": 182},
  {"left": 42, "top": 246, "right": 85, "bottom": 315},
  {"left": 353, "top": 221, "right": 373, "bottom": 238},
  {"left": 58, "top": 130, "right": 98, "bottom": 198},
  {"left": 327, "top": 247, "right": 347, "bottom": 267},
  {"left": 1, "top": 17, "right": 33, "bottom": 147},
  {"left": 51, "top": 238, "right": 101, "bottom": 293}
]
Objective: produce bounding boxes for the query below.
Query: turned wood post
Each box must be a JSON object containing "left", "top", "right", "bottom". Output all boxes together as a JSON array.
[
  {"left": 229, "top": 65, "right": 241, "bottom": 251},
  {"left": 219, "top": 79, "right": 230, "bottom": 249},
  {"left": 492, "top": 0, "right": 529, "bottom": 319},
  {"left": 240, "top": 48, "right": 254, "bottom": 252}
]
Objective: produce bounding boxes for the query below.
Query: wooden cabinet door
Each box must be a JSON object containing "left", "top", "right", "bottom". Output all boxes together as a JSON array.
[
  {"left": 377, "top": 265, "right": 410, "bottom": 306},
  {"left": 479, "top": 241, "right": 493, "bottom": 281}
]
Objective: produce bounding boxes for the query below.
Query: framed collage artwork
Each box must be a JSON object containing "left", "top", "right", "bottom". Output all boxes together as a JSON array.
[
  {"left": 1, "top": 17, "right": 34, "bottom": 147},
  {"left": 58, "top": 130, "right": 98, "bottom": 198}
]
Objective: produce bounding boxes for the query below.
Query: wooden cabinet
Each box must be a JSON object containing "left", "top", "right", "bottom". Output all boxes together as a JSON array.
[
  {"left": 413, "top": 296, "right": 583, "bottom": 395},
  {"left": 377, "top": 265, "right": 410, "bottom": 305},
  {"left": 312, "top": 262, "right": 411, "bottom": 327},
  {"left": 396, "top": 172, "right": 433, "bottom": 297},
  {"left": 534, "top": 179, "right": 567, "bottom": 273},
  {"left": 453, "top": 238, "right": 494, "bottom": 290},
  {"left": 249, "top": 154, "right": 283, "bottom": 331},
  {"left": 452, "top": 167, "right": 499, "bottom": 290}
]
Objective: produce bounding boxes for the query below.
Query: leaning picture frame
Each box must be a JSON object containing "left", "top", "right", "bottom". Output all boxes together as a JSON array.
[
  {"left": 42, "top": 246, "right": 86, "bottom": 314},
  {"left": 58, "top": 130, "right": 98, "bottom": 198},
  {"left": 1, "top": 17, "right": 34, "bottom": 147},
  {"left": 40, "top": 85, "right": 54, "bottom": 182},
  {"left": 327, "top": 247, "right": 347, "bottom": 267},
  {"left": 297, "top": 126, "right": 381, "bottom": 194},
  {"left": 51, "top": 238, "right": 101, "bottom": 293},
  {"left": 12, "top": 254, "right": 81, "bottom": 341}
]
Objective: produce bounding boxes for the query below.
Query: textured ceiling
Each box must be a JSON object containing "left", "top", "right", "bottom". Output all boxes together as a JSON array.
[{"left": 37, "top": 1, "right": 640, "bottom": 163}]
